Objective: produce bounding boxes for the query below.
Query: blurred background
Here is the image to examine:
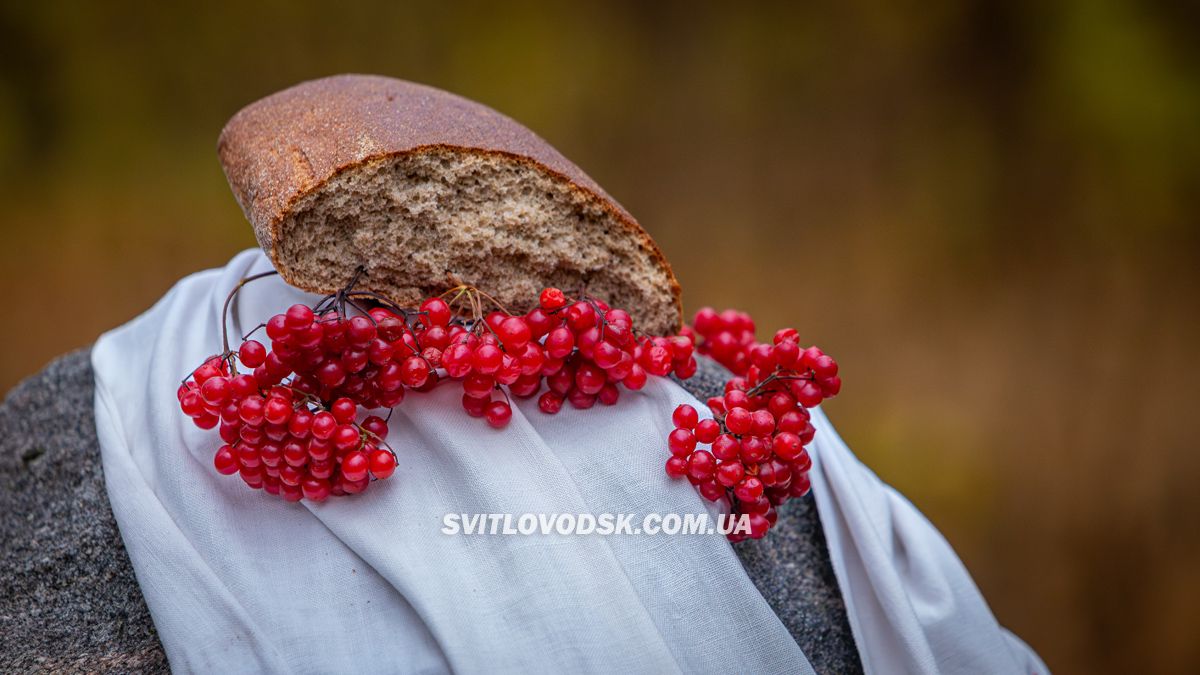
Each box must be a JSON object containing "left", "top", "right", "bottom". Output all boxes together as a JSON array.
[{"left": 2, "top": 1, "right": 1197, "bottom": 671}]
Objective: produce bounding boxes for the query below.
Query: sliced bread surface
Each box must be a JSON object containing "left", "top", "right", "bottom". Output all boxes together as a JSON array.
[{"left": 218, "top": 74, "right": 682, "bottom": 334}]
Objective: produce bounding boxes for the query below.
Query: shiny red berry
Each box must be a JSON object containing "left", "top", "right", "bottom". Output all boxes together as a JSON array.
[
  {"left": 545, "top": 327, "right": 575, "bottom": 359},
  {"left": 238, "top": 396, "right": 266, "bottom": 426},
  {"left": 712, "top": 434, "right": 740, "bottom": 461},
  {"left": 498, "top": 317, "right": 531, "bottom": 351},
  {"left": 597, "top": 383, "right": 620, "bottom": 406},
  {"left": 686, "top": 450, "right": 716, "bottom": 481},
  {"left": 302, "top": 477, "right": 331, "bottom": 502},
  {"left": 538, "top": 391, "right": 564, "bottom": 414},
  {"left": 484, "top": 400, "right": 513, "bottom": 429},
  {"left": 311, "top": 411, "right": 337, "bottom": 440},
  {"left": 734, "top": 477, "right": 764, "bottom": 502},
  {"left": 725, "top": 407, "right": 752, "bottom": 435},
  {"left": 695, "top": 419, "right": 720, "bottom": 444},
  {"left": 772, "top": 432, "right": 803, "bottom": 462},
  {"left": 457, "top": 392, "right": 485, "bottom": 417},
  {"left": 716, "top": 461, "right": 745, "bottom": 487},
  {"left": 361, "top": 415, "right": 388, "bottom": 439},
  {"left": 665, "top": 455, "right": 687, "bottom": 478},
  {"left": 214, "top": 445, "right": 239, "bottom": 475},
  {"left": 539, "top": 287, "right": 566, "bottom": 310},
  {"left": 672, "top": 404, "right": 699, "bottom": 430},
  {"left": 420, "top": 297, "right": 452, "bottom": 327},
  {"left": 340, "top": 451, "right": 369, "bottom": 482},
  {"left": 285, "top": 304, "right": 314, "bottom": 330},
  {"left": 668, "top": 428, "right": 696, "bottom": 456},
  {"left": 333, "top": 425, "right": 361, "bottom": 452},
  {"left": 369, "top": 449, "right": 397, "bottom": 479},
  {"left": 463, "top": 373, "right": 494, "bottom": 399},
  {"left": 474, "top": 344, "right": 503, "bottom": 374}
]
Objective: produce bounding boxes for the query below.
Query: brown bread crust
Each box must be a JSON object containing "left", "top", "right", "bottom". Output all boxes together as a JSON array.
[{"left": 217, "top": 74, "right": 682, "bottom": 330}]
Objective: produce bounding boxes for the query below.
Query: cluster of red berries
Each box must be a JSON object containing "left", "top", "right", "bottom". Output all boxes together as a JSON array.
[
  {"left": 178, "top": 271, "right": 845, "bottom": 541},
  {"left": 178, "top": 350, "right": 398, "bottom": 502},
  {"left": 178, "top": 274, "right": 698, "bottom": 502},
  {"left": 489, "top": 287, "right": 699, "bottom": 416},
  {"left": 690, "top": 308, "right": 757, "bottom": 375},
  {"left": 665, "top": 310, "right": 841, "bottom": 541}
]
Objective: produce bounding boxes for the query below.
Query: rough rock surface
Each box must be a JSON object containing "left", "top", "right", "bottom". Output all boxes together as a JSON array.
[
  {"left": 1, "top": 349, "right": 860, "bottom": 673},
  {"left": 0, "top": 349, "right": 168, "bottom": 673}
]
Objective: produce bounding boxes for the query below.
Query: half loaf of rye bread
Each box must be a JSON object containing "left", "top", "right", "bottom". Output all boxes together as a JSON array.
[{"left": 218, "top": 74, "right": 682, "bottom": 334}]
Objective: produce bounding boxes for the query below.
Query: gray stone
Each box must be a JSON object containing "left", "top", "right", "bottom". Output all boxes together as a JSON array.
[
  {"left": 0, "top": 349, "right": 168, "bottom": 673},
  {"left": 1, "top": 349, "right": 860, "bottom": 673}
]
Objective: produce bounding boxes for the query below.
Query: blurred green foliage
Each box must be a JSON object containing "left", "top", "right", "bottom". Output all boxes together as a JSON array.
[{"left": 1, "top": 1, "right": 1198, "bottom": 672}]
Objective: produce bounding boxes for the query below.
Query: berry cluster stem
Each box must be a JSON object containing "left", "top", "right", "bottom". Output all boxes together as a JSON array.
[{"left": 220, "top": 271, "right": 280, "bottom": 361}]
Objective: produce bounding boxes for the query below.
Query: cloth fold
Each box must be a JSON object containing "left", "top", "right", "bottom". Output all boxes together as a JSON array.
[{"left": 93, "top": 249, "right": 1046, "bottom": 674}]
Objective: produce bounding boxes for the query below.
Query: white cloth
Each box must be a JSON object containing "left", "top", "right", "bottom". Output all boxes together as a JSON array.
[
  {"left": 93, "top": 249, "right": 1046, "bottom": 674},
  {"left": 93, "top": 249, "right": 809, "bottom": 674}
]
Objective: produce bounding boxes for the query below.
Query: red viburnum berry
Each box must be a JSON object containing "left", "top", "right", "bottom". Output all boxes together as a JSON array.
[
  {"left": 539, "top": 287, "right": 566, "bottom": 311},
  {"left": 420, "top": 297, "right": 452, "bottom": 327},
  {"left": 361, "top": 415, "right": 388, "bottom": 439},
  {"left": 538, "top": 391, "right": 564, "bottom": 414},
  {"left": 695, "top": 419, "right": 720, "bottom": 444},
  {"left": 597, "top": 383, "right": 620, "bottom": 406},
  {"left": 285, "top": 304, "right": 314, "bottom": 330},
  {"left": 498, "top": 317, "right": 531, "bottom": 351},
  {"left": 263, "top": 397, "right": 292, "bottom": 426},
  {"left": 474, "top": 344, "right": 503, "bottom": 374},
  {"left": 462, "top": 393, "right": 487, "bottom": 418},
  {"left": 716, "top": 461, "right": 745, "bottom": 487},
  {"left": 672, "top": 404, "right": 699, "bottom": 430},
  {"left": 214, "top": 445, "right": 239, "bottom": 475},
  {"left": 484, "top": 400, "right": 513, "bottom": 429},
  {"left": 544, "top": 327, "right": 575, "bottom": 359},
  {"left": 712, "top": 434, "right": 740, "bottom": 461},
  {"left": 238, "top": 396, "right": 266, "bottom": 426},
  {"left": 686, "top": 450, "right": 716, "bottom": 482},
  {"left": 310, "top": 412, "right": 336, "bottom": 440},
  {"left": 665, "top": 455, "right": 687, "bottom": 478},
  {"left": 333, "top": 425, "right": 360, "bottom": 452},
  {"left": 668, "top": 428, "right": 696, "bottom": 456},
  {"left": 735, "top": 477, "right": 764, "bottom": 502},
  {"left": 340, "top": 451, "right": 369, "bottom": 482},
  {"left": 369, "top": 449, "right": 397, "bottom": 479},
  {"left": 725, "top": 407, "right": 752, "bottom": 435}
]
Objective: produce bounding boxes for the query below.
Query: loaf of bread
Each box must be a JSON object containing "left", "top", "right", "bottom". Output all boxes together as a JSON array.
[{"left": 218, "top": 74, "right": 682, "bottom": 334}]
